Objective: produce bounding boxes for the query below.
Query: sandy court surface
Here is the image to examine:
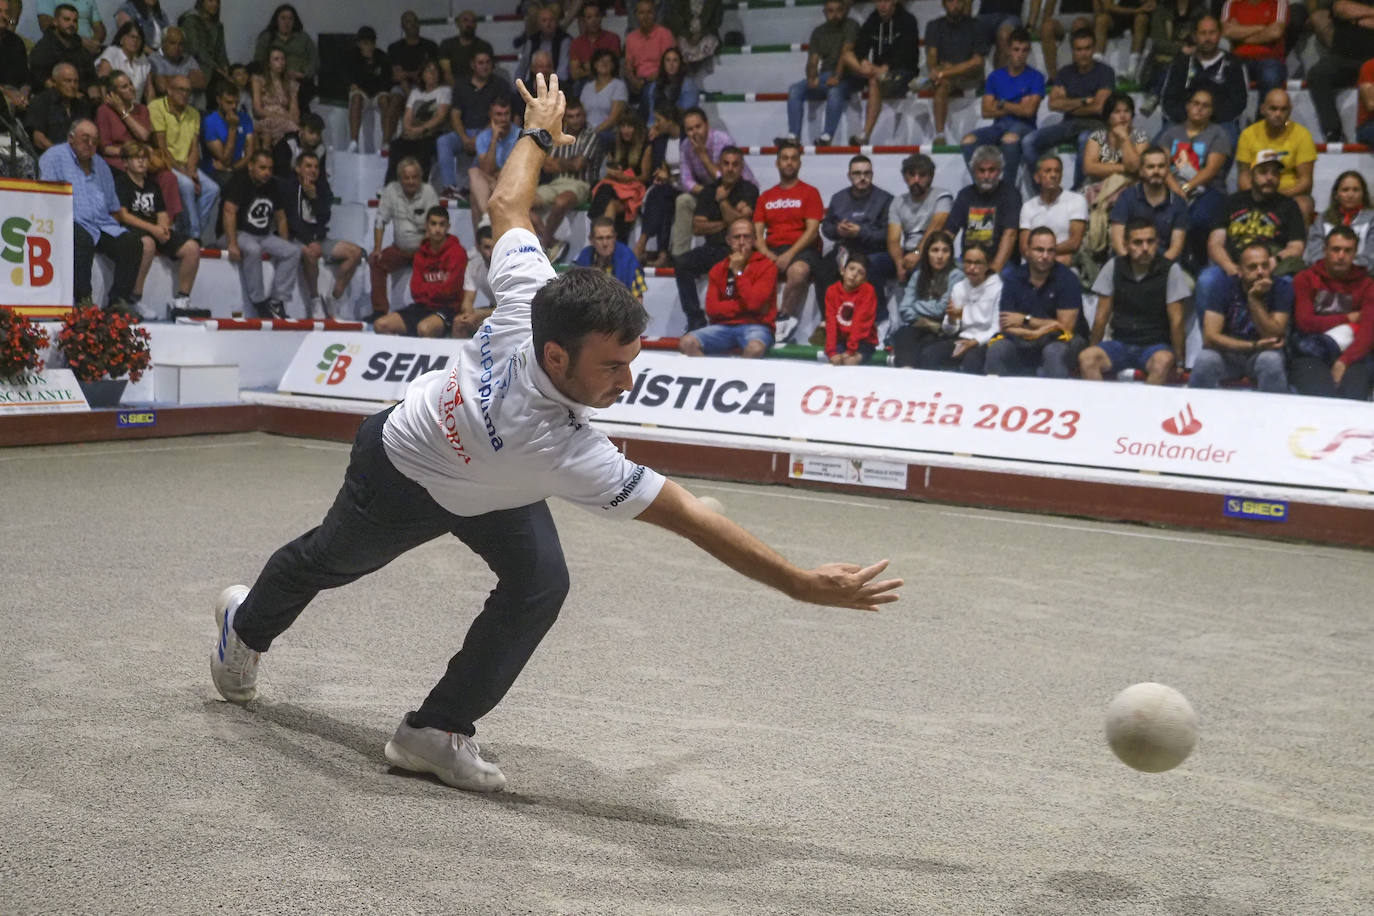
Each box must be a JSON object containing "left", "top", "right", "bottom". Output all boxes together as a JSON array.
[{"left": 1, "top": 432, "right": 1370, "bottom": 915}]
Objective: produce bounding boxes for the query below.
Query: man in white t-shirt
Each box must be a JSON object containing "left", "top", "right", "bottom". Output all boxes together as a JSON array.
[
  {"left": 209, "top": 75, "right": 901, "bottom": 795},
  {"left": 453, "top": 221, "right": 495, "bottom": 338},
  {"left": 1018, "top": 153, "right": 1086, "bottom": 266}
]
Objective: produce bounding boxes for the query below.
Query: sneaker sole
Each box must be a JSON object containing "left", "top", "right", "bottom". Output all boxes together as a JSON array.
[
  {"left": 383, "top": 740, "right": 506, "bottom": 793},
  {"left": 212, "top": 585, "right": 256, "bottom": 703}
]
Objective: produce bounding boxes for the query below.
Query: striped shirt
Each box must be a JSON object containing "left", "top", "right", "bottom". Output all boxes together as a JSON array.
[{"left": 547, "top": 126, "right": 603, "bottom": 186}]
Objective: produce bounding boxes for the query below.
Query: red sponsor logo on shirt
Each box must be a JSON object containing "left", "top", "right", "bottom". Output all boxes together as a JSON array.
[{"left": 438, "top": 369, "right": 471, "bottom": 463}]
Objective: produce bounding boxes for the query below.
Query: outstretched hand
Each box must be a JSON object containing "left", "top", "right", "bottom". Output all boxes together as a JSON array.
[
  {"left": 795, "top": 559, "right": 902, "bottom": 612},
  {"left": 514, "top": 74, "right": 577, "bottom": 147}
]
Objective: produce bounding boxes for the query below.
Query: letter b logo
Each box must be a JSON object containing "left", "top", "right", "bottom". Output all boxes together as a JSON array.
[
  {"left": 326, "top": 355, "right": 351, "bottom": 385},
  {"left": 26, "top": 236, "right": 53, "bottom": 287}
]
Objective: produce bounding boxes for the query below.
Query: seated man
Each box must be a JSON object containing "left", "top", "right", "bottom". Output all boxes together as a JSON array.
[
  {"left": 1081, "top": 218, "right": 1189, "bottom": 384},
  {"left": 453, "top": 221, "right": 496, "bottom": 339},
  {"left": 673, "top": 145, "right": 758, "bottom": 331},
  {"left": 674, "top": 108, "right": 754, "bottom": 261},
  {"left": 1022, "top": 29, "right": 1114, "bottom": 186},
  {"left": 112, "top": 139, "right": 202, "bottom": 319},
  {"left": 271, "top": 111, "right": 326, "bottom": 180},
  {"left": 220, "top": 148, "right": 299, "bottom": 319},
  {"left": 1304, "top": 0, "right": 1374, "bottom": 143},
  {"left": 925, "top": 0, "right": 986, "bottom": 146},
  {"left": 1159, "top": 16, "right": 1248, "bottom": 141},
  {"left": 25, "top": 61, "right": 92, "bottom": 152},
  {"left": 1019, "top": 153, "right": 1086, "bottom": 265},
  {"left": 375, "top": 206, "right": 469, "bottom": 337},
  {"left": 1108, "top": 145, "right": 1187, "bottom": 260},
  {"left": 574, "top": 217, "right": 647, "bottom": 301},
  {"left": 946, "top": 144, "right": 1021, "bottom": 273},
  {"left": 1222, "top": 0, "right": 1290, "bottom": 99},
  {"left": 467, "top": 97, "right": 518, "bottom": 233},
  {"left": 680, "top": 217, "right": 779, "bottom": 358},
  {"left": 754, "top": 140, "right": 825, "bottom": 342},
  {"left": 37, "top": 117, "right": 141, "bottom": 311},
  {"left": 282, "top": 150, "right": 364, "bottom": 320},
  {"left": 531, "top": 97, "right": 600, "bottom": 262},
  {"left": 960, "top": 27, "right": 1044, "bottom": 184},
  {"left": 823, "top": 256, "right": 880, "bottom": 365},
  {"left": 201, "top": 83, "right": 254, "bottom": 187},
  {"left": 985, "top": 226, "right": 1083, "bottom": 378},
  {"left": 887, "top": 153, "right": 953, "bottom": 283},
  {"left": 151, "top": 74, "right": 218, "bottom": 244},
  {"left": 436, "top": 50, "right": 513, "bottom": 196},
  {"left": 1197, "top": 149, "right": 1305, "bottom": 322},
  {"left": 151, "top": 27, "right": 206, "bottom": 98},
  {"left": 1290, "top": 225, "right": 1374, "bottom": 399},
  {"left": 839, "top": 0, "right": 921, "bottom": 146},
  {"left": 779, "top": 0, "right": 861, "bottom": 148},
  {"left": 1234, "top": 89, "right": 1316, "bottom": 225},
  {"left": 368, "top": 156, "right": 441, "bottom": 318},
  {"left": 1188, "top": 240, "right": 1290, "bottom": 392},
  {"left": 817, "top": 153, "right": 895, "bottom": 304}
]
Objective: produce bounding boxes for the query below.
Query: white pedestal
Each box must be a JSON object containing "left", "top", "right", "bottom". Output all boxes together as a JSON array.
[{"left": 153, "top": 362, "right": 241, "bottom": 405}]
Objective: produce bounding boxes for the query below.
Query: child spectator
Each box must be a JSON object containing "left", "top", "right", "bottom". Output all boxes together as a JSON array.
[
  {"left": 454, "top": 221, "right": 495, "bottom": 338},
  {"left": 375, "top": 206, "right": 468, "bottom": 337},
  {"left": 824, "top": 256, "right": 880, "bottom": 365},
  {"left": 589, "top": 111, "right": 650, "bottom": 241},
  {"left": 112, "top": 138, "right": 202, "bottom": 318},
  {"left": 253, "top": 3, "right": 317, "bottom": 113},
  {"left": 271, "top": 110, "right": 324, "bottom": 179}
]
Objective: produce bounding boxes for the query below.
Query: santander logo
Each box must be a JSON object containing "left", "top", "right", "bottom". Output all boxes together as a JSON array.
[{"left": 1162, "top": 403, "right": 1202, "bottom": 436}]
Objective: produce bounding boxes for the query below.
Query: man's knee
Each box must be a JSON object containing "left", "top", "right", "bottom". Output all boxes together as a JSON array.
[
  {"left": 1079, "top": 346, "right": 1106, "bottom": 374},
  {"left": 1001, "top": 132, "right": 1020, "bottom": 145},
  {"left": 1146, "top": 350, "right": 1176, "bottom": 378},
  {"left": 741, "top": 340, "right": 767, "bottom": 358},
  {"left": 960, "top": 133, "right": 978, "bottom": 145},
  {"left": 679, "top": 334, "right": 703, "bottom": 356},
  {"left": 785, "top": 261, "right": 810, "bottom": 283},
  {"left": 374, "top": 313, "right": 404, "bottom": 335}
]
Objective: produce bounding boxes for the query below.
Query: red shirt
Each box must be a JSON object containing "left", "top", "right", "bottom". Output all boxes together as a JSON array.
[
  {"left": 824, "top": 281, "right": 879, "bottom": 355},
  {"left": 625, "top": 25, "right": 675, "bottom": 80},
  {"left": 1359, "top": 59, "right": 1374, "bottom": 126},
  {"left": 705, "top": 251, "right": 779, "bottom": 326},
  {"left": 410, "top": 235, "right": 469, "bottom": 310},
  {"left": 1221, "top": 0, "right": 1287, "bottom": 60},
  {"left": 755, "top": 180, "right": 824, "bottom": 249},
  {"left": 570, "top": 30, "right": 621, "bottom": 67},
  {"left": 1293, "top": 259, "right": 1374, "bottom": 365}
]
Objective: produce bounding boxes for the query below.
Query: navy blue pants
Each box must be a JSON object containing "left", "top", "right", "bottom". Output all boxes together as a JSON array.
[{"left": 232, "top": 407, "right": 570, "bottom": 735}]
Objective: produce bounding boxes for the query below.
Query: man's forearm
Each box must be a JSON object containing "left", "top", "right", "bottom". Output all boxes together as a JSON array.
[{"left": 489, "top": 134, "right": 543, "bottom": 238}]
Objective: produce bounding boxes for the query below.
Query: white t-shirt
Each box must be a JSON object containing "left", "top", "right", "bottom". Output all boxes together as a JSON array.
[
  {"left": 1019, "top": 190, "right": 1088, "bottom": 246},
  {"left": 98, "top": 46, "right": 152, "bottom": 99},
  {"left": 944, "top": 274, "right": 1003, "bottom": 344},
  {"left": 463, "top": 255, "right": 492, "bottom": 306},
  {"left": 406, "top": 86, "right": 453, "bottom": 125},
  {"left": 580, "top": 77, "right": 628, "bottom": 129},
  {"left": 383, "top": 227, "right": 666, "bottom": 518}
]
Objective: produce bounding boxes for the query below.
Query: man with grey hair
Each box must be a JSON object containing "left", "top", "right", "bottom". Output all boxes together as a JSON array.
[
  {"left": 887, "top": 152, "right": 952, "bottom": 282},
  {"left": 945, "top": 144, "right": 1020, "bottom": 273},
  {"left": 37, "top": 117, "right": 142, "bottom": 310},
  {"left": 25, "top": 61, "right": 90, "bottom": 151}
]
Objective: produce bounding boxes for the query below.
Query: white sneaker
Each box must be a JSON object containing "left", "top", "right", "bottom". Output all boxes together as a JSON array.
[
  {"left": 383, "top": 717, "right": 507, "bottom": 792},
  {"left": 347, "top": 140, "right": 359, "bottom": 153},
  {"left": 774, "top": 314, "right": 799, "bottom": 345},
  {"left": 211, "top": 585, "right": 261, "bottom": 703},
  {"left": 309, "top": 296, "right": 326, "bottom": 320}
]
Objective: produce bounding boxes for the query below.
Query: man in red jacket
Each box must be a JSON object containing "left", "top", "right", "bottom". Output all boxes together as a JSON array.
[
  {"left": 824, "top": 256, "right": 880, "bottom": 365},
  {"left": 1291, "top": 225, "right": 1374, "bottom": 399},
  {"left": 679, "top": 217, "right": 780, "bottom": 358},
  {"left": 375, "top": 206, "right": 470, "bottom": 338}
]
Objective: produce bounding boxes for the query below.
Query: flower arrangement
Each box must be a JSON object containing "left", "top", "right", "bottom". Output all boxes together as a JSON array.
[
  {"left": 57, "top": 306, "right": 152, "bottom": 383},
  {"left": 0, "top": 307, "right": 50, "bottom": 379}
]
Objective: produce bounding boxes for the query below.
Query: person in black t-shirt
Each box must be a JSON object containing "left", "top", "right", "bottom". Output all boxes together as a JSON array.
[
  {"left": 112, "top": 139, "right": 203, "bottom": 318},
  {"left": 220, "top": 148, "right": 300, "bottom": 318},
  {"left": 387, "top": 10, "right": 440, "bottom": 98},
  {"left": 1308, "top": 2, "right": 1374, "bottom": 143},
  {"left": 346, "top": 26, "right": 401, "bottom": 154}
]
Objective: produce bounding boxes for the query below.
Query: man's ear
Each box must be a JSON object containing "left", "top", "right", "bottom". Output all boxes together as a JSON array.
[{"left": 543, "top": 339, "right": 569, "bottom": 374}]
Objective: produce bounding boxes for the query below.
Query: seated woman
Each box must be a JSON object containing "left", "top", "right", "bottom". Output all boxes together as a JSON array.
[
  {"left": 926, "top": 243, "right": 1001, "bottom": 374},
  {"left": 1307, "top": 171, "right": 1374, "bottom": 268},
  {"left": 251, "top": 46, "right": 299, "bottom": 150},
  {"left": 647, "top": 46, "right": 700, "bottom": 123},
  {"left": 97, "top": 21, "right": 155, "bottom": 103},
  {"left": 386, "top": 60, "right": 452, "bottom": 184},
  {"left": 635, "top": 104, "right": 682, "bottom": 267},
  {"left": 589, "top": 111, "right": 651, "bottom": 242},
  {"left": 111, "top": 140, "right": 203, "bottom": 319},
  {"left": 580, "top": 48, "right": 628, "bottom": 147},
  {"left": 1081, "top": 91, "right": 1149, "bottom": 197},
  {"left": 95, "top": 72, "right": 183, "bottom": 227},
  {"left": 889, "top": 230, "right": 964, "bottom": 368}
]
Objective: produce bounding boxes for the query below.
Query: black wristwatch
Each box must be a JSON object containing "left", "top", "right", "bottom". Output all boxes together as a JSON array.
[{"left": 519, "top": 127, "right": 553, "bottom": 152}]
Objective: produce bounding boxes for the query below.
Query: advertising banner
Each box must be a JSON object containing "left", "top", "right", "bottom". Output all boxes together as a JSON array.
[
  {"left": 596, "top": 352, "right": 1374, "bottom": 493},
  {"left": 0, "top": 369, "right": 89, "bottom": 414},
  {"left": 278, "top": 332, "right": 459, "bottom": 401},
  {"left": 1, "top": 179, "right": 75, "bottom": 317}
]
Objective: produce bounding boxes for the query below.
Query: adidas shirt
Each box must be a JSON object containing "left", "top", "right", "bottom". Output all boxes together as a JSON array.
[{"left": 382, "top": 227, "right": 666, "bottom": 518}]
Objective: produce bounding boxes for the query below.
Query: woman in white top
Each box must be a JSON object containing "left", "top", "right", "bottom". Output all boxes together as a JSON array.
[
  {"left": 936, "top": 245, "right": 1002, "bottom": 374},
  {"left": 388, "top": 60, "right": 452, "bottom": 184},
  {"left": 97, "top": 22, "right": 155, "bottom": 104},
  {"left": 580, "top": 49, "right": 628, "bottom": 141}
]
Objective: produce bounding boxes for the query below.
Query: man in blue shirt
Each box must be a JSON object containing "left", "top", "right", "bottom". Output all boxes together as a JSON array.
[
  {"left": 960, "top": 27, "right": 1044, "bottom": 186},
  {"left": 985, "top": 225, "right": 1083, "bottom": 377},
  {"left": 1188, "top": 240, "right": 1291, "bottom": 392},
  {"left": 466, "top": 96, "right": 519, "bottom": 234},
  {"left": 37, "top": 118, "right": 142, "bottom": 312},
  {"left": 1020, "top": 29, "right": 1114, "bottom": 190},
  {"left": 201, "top": 84, "right": 254, "bottom": 187},
  {"left": 1107, "top": 146, "right": 1187, "bottom": 261}
]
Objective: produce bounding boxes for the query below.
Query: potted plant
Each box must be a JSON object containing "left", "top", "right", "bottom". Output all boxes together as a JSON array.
[
  {"left": 56, "top": 305, "right": 152, "bottom": 407},
  {"left": 0, "top": 307, "right": 50, "bottom": 382}
]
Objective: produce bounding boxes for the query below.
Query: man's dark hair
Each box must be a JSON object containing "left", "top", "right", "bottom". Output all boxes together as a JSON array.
[
  {"left": 1008, "top": 27, "right": 1032, "bottom": 46},
  {"left": 476, "top": 223, "right": 493, "bottom": 242},
  {"left": 250, "top": 148, "right": 273, "bottom": 164},
  {"left": 681, "top": 106, "right": 708, "bottom": 125},
  {"left": 776, "top": 138, "right": 802, "bottom": 156},
  {"left": 489, "top": 96, "right": 511, "bottom": 112},
  {"left": 581, "top": 0, "right": 602, "bottom": 14},
  {"left": 295, "top": 150, "right": 319, "bottom": 168},
  {"left": 425, "top": 205, "right": 449, "bottom": 222},
  {"left": 1070, "top": 27, "right": 1094, "bottom": 45},
  {"left": 1141, "top": 144, "right": 1168, "bottom": 162},
  {"left": 356, "top": 25, "right": 377, "bottom": 41},
  {"left": 1027, "top": 225, "right": 1057, "bottom": 246},
  {"left": 719, "top": 144, "right": 743, "bottom": 160},
  {"left": 532, "top": 269, "right": 647, "bottom": 368},
  {"left": 1188, "top": 85, "right": 1214, "bottom": 105},
  {"left": 590, "top": 216, "right": 616, "bottom": 233},
  {"left": 1240, "top": 239, "right": 1274, "bottom": 260},
  {"left": 301, "top": 112, "right": 325, "bottom": 134},
  {"left": 848, "top": 153, "right": 871, "bottom": 169},
  {"left": 1101, "top": 90, "right": 1134, "bottom": 121},
  {"left": 1326, "top": 225, "right": 1359, "bottom": 246},
  {"left": 1124, "top": 217, "right": 1156, "bottom": 238},
  {"left": 563, "top": 95, "right": 584, "bottom": 111},
  {"left": 53, "top": 3, "right": 77, "bottom": 17},
  {"left": 901, "top": 152, "right": 934, "bottom": 177},
  {"left": 844, "top": 254, "right": 869, "bottom": 275}
]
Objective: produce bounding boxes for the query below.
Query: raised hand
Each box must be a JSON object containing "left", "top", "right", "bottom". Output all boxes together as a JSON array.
[{"left": 514, "top": 74, "right": 576, "bottom": 147}]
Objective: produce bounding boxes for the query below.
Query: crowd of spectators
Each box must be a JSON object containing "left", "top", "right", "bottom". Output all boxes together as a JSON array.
[{"left": 0, "top": 0, "right": 1370, "bottom": 398}]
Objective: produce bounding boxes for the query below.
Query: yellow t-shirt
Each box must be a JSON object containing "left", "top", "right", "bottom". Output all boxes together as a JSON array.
[
  {"left": 1235, "top": 120, "right": 1317, "bottom": 194},
  {"left": 149, "top": 97, "right": 201, "bottom": 165}
]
